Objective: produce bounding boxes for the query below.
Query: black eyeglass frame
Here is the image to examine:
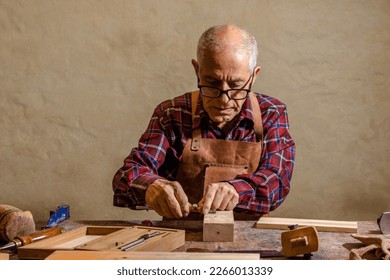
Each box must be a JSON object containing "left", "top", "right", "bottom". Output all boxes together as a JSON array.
[{"left": 197, "top": 72, "right": 255, "bottom": 100}]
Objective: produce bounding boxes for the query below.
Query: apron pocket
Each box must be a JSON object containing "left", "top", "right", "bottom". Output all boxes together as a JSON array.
[{"left": 203, "top": 163, "right": 249, "bottom": 190}]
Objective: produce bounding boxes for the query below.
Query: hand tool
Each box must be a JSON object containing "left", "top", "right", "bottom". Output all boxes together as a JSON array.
[
  {"left": 0, "top": 204, "right": 35, "bottom": 242},
  {"left": 0, "top": 226, "right": 64, "bottom": 252},
  {"left": 44, "top": 205, "right": 70, "bottom": 228},
  {"left": 281, "top": 225, "right": 319, "bottom": 258},
  {"left": 190, "top": 203, "right": 216, "bottom": 214},
  {"left": 377, "top": 212, "right": 390, "bottom": 235},
  {"left": 135, "top": 204, "right": 216, "bottom": 214},
  {"left": 190, "top": 203, "right": 201, "bottom": 213},
  {"left": 119, "top": 231, "right": 165, "bottom": 251}
]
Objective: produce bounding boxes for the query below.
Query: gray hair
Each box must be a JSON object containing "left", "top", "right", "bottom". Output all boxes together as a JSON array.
[{"left": 196, "top": 25, "right": 259, "bottom": 72}]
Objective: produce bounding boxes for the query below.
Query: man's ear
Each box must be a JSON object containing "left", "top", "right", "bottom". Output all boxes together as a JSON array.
[
  {"left": 252, "top": 66, "right": 261, "bottom": 83},
  {"left": 191, "top": 59, "right": 200, "bottom": 78}
]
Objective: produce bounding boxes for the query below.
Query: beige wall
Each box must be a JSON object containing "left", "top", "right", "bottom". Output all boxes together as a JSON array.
[{"left": 1, "top": 0, "right": 389, "bottom": 222}]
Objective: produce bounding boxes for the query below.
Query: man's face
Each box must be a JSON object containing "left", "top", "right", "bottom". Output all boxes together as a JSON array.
[{"left": 193, "top": 50, "right": 254, "bottom": 129}]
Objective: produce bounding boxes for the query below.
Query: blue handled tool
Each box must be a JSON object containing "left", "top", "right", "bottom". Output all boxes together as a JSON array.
[{"left": 45, "top": 205, "right": 70, "bottom": 228}]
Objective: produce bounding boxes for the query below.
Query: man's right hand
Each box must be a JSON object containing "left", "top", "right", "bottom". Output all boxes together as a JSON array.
[{"left": 145, "top": 179, "right": 190, "bottom": 219}]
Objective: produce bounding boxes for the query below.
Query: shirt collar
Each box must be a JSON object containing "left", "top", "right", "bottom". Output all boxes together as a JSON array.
[{"left": 192, "top": 94, "right": 256, "bottom": 130}]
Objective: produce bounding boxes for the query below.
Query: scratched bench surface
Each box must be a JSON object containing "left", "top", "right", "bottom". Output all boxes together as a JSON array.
[{"left": 26, "top": 219, "right": 377, "bottom": 260}]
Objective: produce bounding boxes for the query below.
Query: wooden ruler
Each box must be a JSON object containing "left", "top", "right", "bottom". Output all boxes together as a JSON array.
[{"left": 256, "top": 217, "right": 357, "bottom": 233}]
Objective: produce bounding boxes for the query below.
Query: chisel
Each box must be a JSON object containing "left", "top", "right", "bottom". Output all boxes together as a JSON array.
[
  {"left": 119, "top": 231, "right": 165, "bottom": 251},
  {"left": 0, "top": 227, "right": 64, "bottom": 251}
]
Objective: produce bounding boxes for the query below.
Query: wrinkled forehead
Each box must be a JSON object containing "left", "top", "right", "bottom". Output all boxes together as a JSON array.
[
  {"left": 199, "top": 49, "right": 251, "bottom": 75},
  {"left": 199, "top": 38, "right": 248, "bottom": 58}
]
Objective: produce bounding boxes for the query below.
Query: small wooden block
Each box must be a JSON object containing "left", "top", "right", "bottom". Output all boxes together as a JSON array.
[
  {"left": 256, "top": 217, "right": 357, "bottom": 233},
  {"left": 45, "top": 250, "right": 260, "bottom": 260},
  {"left": 203, "top": 211, "right": 234, "bottom": 242},
  {"left": 0, "top": 253, "right": 9, "bottom": 260}
]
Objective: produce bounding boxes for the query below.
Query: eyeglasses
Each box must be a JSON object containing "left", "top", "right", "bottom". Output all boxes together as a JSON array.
[{"left": 198, "top": 73, "right": 254, "bottom": 100}]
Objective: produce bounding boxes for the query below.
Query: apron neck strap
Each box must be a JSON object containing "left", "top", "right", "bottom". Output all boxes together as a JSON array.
[
  {"left": 191, "top": 90, "right": 201, "bottom": 151},
  {"left": 249, "top": 92, "right": 264, "bottom": 142}
]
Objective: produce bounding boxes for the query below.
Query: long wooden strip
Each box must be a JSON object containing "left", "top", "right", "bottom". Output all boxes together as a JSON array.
[
  {"left": 256, "top": 217, "right": 357, "bottom": 233},
  {"left": 45, "top": 250, "right": 260, "bottom": 260}
]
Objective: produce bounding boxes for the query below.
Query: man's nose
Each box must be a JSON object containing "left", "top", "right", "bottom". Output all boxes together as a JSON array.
[
  {"left": 218, "top": 91, "right": 231, "bottom": 103},
  {"left": 217, "top": 82, "right": 231, "bottom": 102}
]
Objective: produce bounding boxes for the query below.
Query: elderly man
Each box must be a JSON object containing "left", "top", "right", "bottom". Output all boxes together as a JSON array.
[{"left": 112, "top": 24, "right": 295, "bottom": 219}]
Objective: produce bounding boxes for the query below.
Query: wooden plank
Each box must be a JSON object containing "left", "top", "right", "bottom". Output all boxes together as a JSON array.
[
  {"left": 0, "top": 253, "right": 9, "bottom": 260},
  {"left": 18, "top": 225, "right": 185, "bottom": 260},
  {"left": 256, "top": 217, "right": 357, "bottom": 233},
  {"left": 203, "top": 211, "right": 234, "bottom": 242},
  {"left": 45, "top": 250, "right": 260, "bottom": 260}
]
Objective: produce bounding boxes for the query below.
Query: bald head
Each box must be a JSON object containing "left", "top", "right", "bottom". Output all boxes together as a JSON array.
[{"left": 196, "top": 25, "right": 258, "bottom": 72}]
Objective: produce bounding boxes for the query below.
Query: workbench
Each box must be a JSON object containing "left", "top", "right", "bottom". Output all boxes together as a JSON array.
[{"left": 29, "top": 219, "right": 378, "bottom": 260}]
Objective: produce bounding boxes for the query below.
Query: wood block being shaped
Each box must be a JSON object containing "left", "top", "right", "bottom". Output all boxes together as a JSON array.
[{"left": 203, "top": 211, "right": 234, "bottom": 242}]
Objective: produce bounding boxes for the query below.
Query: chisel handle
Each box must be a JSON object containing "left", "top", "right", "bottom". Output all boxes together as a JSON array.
[{"left": 17, "top": 227, "right": 64, "bottom": 246}]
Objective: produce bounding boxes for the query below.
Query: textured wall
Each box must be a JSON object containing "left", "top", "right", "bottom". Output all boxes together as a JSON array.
[{"left": 0, "top": 0, "right": 389, "bottom": 222}]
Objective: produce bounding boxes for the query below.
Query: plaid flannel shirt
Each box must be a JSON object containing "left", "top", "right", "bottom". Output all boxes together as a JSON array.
[{"left": 113, "top": 91, "right": 295, "bottom": 213}]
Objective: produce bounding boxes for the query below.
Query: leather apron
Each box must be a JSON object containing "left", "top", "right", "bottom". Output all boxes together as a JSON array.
[{"left": 175, "top": 91, "right": 263, "bottom": 219}]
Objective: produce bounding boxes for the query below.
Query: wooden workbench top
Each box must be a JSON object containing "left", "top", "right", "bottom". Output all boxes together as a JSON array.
[{"left": 45, "top": 219, "right": 379, "bottom": 260}]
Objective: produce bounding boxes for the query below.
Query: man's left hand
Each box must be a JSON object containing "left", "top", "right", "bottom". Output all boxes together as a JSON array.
[{"left": 198, "top": 182, "right": 239, "bottom": 215}]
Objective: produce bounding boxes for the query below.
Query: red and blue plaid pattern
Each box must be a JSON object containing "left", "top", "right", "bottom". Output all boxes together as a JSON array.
[{"left": 113, "top": 91, "right": 295, "bottom": 214}]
